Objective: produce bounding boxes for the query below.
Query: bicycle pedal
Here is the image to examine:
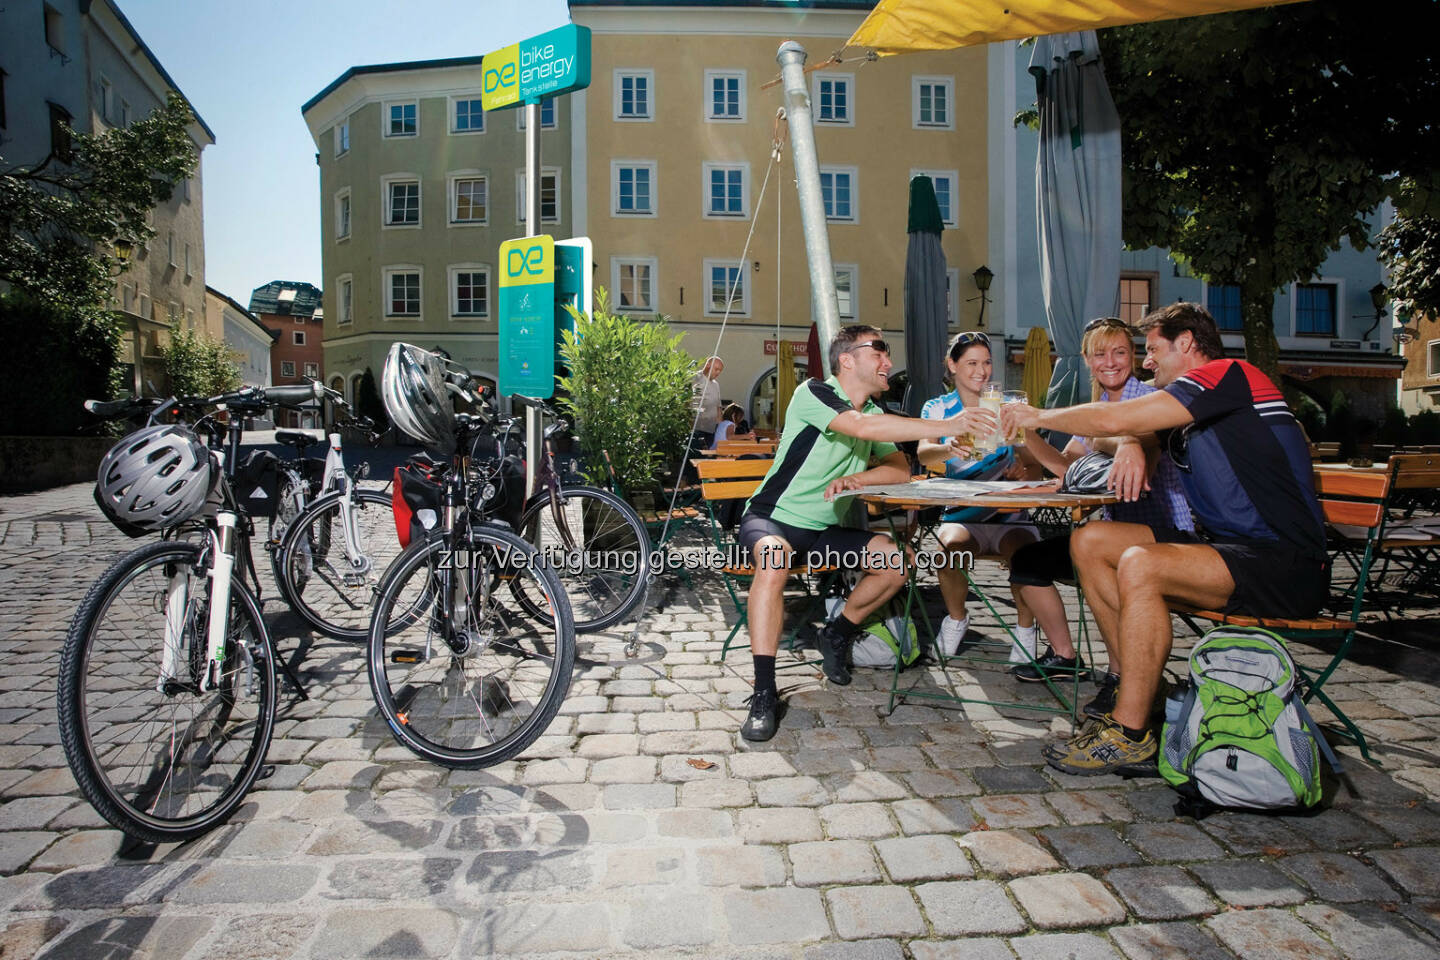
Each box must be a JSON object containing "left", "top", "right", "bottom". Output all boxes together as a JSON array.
[{"left": 391, "top": 649, "right": 422, "bottom": 664}]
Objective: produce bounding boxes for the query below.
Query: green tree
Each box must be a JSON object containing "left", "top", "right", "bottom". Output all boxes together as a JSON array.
[
  {"left": 356, "top": 367, "right": 389, "bottom": 431},
  {"left": 160, "top": 327, "right": 241, "bottom": 397},
  {"left": 0, "top": 292, "right": 122, "bottom": 436},
  {"left": 1378, "top": 178, "right": 1440, "bottom": 321},
  {"left": 1099, "top": 0, "right": 1440, "bottom": 382}
]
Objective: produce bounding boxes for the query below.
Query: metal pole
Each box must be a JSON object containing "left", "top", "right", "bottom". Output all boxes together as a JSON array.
[
  {"left": 777, "top": 40, "right": 839, "bottom": 377},
  {"left": 523, "top": 100, "right": 542, "bottom": 498}
]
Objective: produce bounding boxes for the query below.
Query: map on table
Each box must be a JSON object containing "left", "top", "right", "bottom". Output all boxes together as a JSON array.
[{"left": 834, "top": 478, "right": 1054, "bottom": 501}]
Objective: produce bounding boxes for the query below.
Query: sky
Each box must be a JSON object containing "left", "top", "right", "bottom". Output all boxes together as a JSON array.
[{"left": 119, "top": 0, "right": 574, "bottom": 306}]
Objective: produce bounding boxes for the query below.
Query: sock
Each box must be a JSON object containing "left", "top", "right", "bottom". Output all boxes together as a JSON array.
[
  {"left": 753, "top": 655, "right": 776, "bottom": 696},
  {"left": 1120, "top": 724, "right": 1149, "bottom": 742},
  {"left": 1009, "top": 624, "right": 1039, "bottom": 663},
  {"left": 831, "top": 615, "right": 862, "bottom": 640}
]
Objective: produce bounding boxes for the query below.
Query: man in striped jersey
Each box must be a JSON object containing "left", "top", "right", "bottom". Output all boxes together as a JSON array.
[{"left": 1001, "top": 303, "right": 1327, "bottom": 775}]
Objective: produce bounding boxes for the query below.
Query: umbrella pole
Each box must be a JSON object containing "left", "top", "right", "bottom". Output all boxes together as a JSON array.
[{"left": 778, "top": 41, "right": 841, "bottom": 377}]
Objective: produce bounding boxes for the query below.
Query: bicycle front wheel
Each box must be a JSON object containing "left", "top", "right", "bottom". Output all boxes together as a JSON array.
[
  {"left": 274, "top": 489, "right": 403, "bottom": 641},
  {"left": 57, "top": 540, "right": 277, "bottom": 843},
  {"left": 514, "top": 485, "right": 652, "bottom": 632},
  {"left": 367, "top": 527, "right": 575, "bottom": 768}
]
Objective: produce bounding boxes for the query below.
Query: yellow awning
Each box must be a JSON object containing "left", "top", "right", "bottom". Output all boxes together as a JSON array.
[{"left": 849, "top": 0, "right": 1310, "bottom": 55}]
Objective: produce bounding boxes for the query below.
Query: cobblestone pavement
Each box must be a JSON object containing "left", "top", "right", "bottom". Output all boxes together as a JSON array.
[{"left": 4, "top": 482, "right": 1440, "bottom": 959}]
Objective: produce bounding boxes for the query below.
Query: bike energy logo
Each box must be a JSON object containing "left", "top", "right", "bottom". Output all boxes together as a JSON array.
[
  {"left": 498, "top": 235, "right": 555, "bottom": 399},
  {"left": 481, "top": 24, "right": 591, "bottom": 113}
]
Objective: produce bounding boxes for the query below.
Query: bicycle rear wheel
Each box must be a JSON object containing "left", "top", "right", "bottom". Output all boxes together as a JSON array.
[
  {"left": 367, "top": 526, "right": 575, "bottom": 768},
  {"left": 513, "top": 485, "right": 652, "bottom": 632},
  {"left": 57, "top": 540, "right": 277, "bottom": 843}
]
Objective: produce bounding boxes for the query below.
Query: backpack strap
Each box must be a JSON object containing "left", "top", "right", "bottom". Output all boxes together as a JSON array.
[{"left": 1293, "top": 697, "right": 1344, "bottom": 775}]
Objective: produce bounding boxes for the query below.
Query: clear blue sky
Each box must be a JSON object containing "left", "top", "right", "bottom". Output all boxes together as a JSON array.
[{"left": 119, "top": 0, "right": 574, "bottom": 306}]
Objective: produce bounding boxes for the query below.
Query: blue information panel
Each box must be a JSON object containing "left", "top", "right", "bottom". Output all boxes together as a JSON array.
[{"left": 498, "top": 235, "right": 555, "bottom": 398}]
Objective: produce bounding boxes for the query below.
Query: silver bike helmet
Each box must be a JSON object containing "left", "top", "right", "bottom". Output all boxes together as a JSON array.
[
  {"left": 1061, "top": 451, "right": 1114, "bottom": 495},
  {"left": 95, "top": 424, "right": 216, "bottom": 532},
  {"left": 382, "top": 342, "right": 455, "bottom": 449}
]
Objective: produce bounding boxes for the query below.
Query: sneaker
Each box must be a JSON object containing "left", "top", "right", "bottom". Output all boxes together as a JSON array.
[
  {"left": 1082, "top": 671, "right": 1121, "bottom": 720},
  {"left": 740, "top": 687, "right": 784, "bottom": 742},
  {"left": 1046, "top": 715, "right": 1157, "bottom": 776},
  {"left": 1010, "top": 647, "right": 1087, "bottom": 683},
  {"left": 817, "top": 621, "right": 853, "bottom": 686},
  {"left": 936, "top": 614, "right": 969, "bottom": 656}
]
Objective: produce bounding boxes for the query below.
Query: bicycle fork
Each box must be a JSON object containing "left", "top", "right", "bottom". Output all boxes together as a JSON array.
[{"left": 200, "top": 512, "right": 240, "bottom": 691}]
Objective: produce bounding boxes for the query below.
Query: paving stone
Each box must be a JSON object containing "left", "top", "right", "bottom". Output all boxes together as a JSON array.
[
  {"left": 1125, "top": 822, "right": 1226, "bottom": 862},
  {"left": 830, "top": 771, "right": 909, "bottom": 803},
  {"left": 728, "top": 751, "right": 799, "bottom": 779},
  {"left": 576, "top": 733, "right": 643, "bottom": 759},
  {"left": 576, "top": 713, "right": 636, "bottom": 735},
  {"left": 604, "top": 846, "right": 688, "bottom": 887},
  {"left": 301, "top": 761, "right": 381, "bottom": 790},
  {"left": 1189, "top": 860, "right": 1310, "bottom": 907},
  {"left": 971, "top": 765, "right": 1052, "bottom": 793},
  {"left": 0, "top": 831, "right": 54, "bottom": 874},
  {"left": 970, "top": 794, "right": 1057, "bottom": 829},
  {"left": 16, "top": 863, "right": 180, "bottom": 911},
  {"left": 803, "top": 939, "right": 906, "bottom": 960},
  {"left": 921, "top": 742, "right": 992, "bottom": 768},
  {"left": 642, "top": 730, "right": 734, "bottom": 755},
  {"left": 826, "top": 885, "right": 926, "bottom": 939},
  {"left": 913, "top": 880, "right": 1026, "bottom": 935},
  {"left": 1106, "top": 865, "right": 1218, "bottom": 919},
  {"left": 1279, "top": 807, "right": 1388, "bottom": 849},
  {"left": 1206, "top": 908, "right": 1343, "bottom": 960},
  {"left": 460, "top": 848, "right": 596, "bottom": 891},
  {"left": 756, "top": 776, "right": 830, "bottom": 807},
  {"left": 620, "top": 890, "right": 723, "bottom": 949},
  {"left": 793, "top": 749, "right": 866, "bottom": 777},
  {"left": 1011, "top": 933, "right": 1123, "bottom": 960},
  {"left": 602, "top": 783, "right": 676, "bottom": 809},
  {"left": 0, "top": 918, "right": 67, "bottom": 960},
  {"left": 1040, "top": 825, "right": 1141, "bottom": 868},
  {"left": 1354, "top": 804, "right": 1440, "bottom": 843},
  {"left": 680, "top": 777, "right": 753, "bottom": 808},
  {"left": 324, "top": 858, "right": 460, "bottom": 899},
  {"left": 1278, "top": 851, "right": 1401, "bottom": 902},
  {"left": 655, "top": 808, "right": 733, "bottom": 839},
  {"left": 0, "top": 796, "right": 74, "bottom": 831},
  {"left": 902, "top": 769, "right": 982, "bottom": 799},
  {"left": 308, "top": 818, "right": 444, "bottom": 856},
  {"left": 192, "top": 914, "right": 317, "bottom": 960},
  {"left": 875, "top": 834, "right": 973, "bottom": 882},
  {"left": 521, "top": 757, "right": 589, "bottom": 785},
  {"left": 467, "top": 901, "right": 610, "bottom": 955},
  {"left": 26, "top": 830, "right": 124, "bottom": 871},
  {"left": 40, "top": 916, "right": 211, "bottom": 960},
  {"left": 1109, "top": 922, "right": 1234, "bottom": 960},
  {"left": 820, "top": 802, "right": 896, "bottom": 839},
  {"left": 589, "top": 756, "right": 659, "bottom": 784},
  {"left": 1009, "top": 872, "right": 1126, "bottom": 929},
  {"left": 739, "top": 807, "right": 824, "bottom": 844},
  {"left": 695, "top": 844, "right": 787, "bottom": 887},
  {"left": 1197, "top": 812, "right": 1313, "bottom": 856},
  {"left": 1124, "top": 786, "right": 1186, "bottom": 822},
  {"left": 1400, "top": 901, "right": 1440, "bottom": 942},
  {"left": 1045, "top": 789, "right": 1134, "bottom": 825},
  {"left": 960, "top": 829, "right": 1059, "bottom": 877},
  {"left": 169, "top": 863, "right": 319, "bottom": 904},
  {"left": 211, "top": 819, "right": 316, "bottom": 859},
  {"left": 724, "top": 887, "right": 830, "bottom": 944},
  {"left": 1296, "top": 903, "right": 1440, "bottom": 960},
  {"left": 790, "top": 839, "right": 882, "bottom": 886},
  {"left": 1369, "top": 846, "right": 1440, "bottom": 897},
  {"left": 909, "top": 939, "right": 1015, "bottom": 960}
]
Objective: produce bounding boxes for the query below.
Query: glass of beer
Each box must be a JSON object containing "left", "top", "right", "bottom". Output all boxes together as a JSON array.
[
  {"left": 975, "top": 383, "right": 1003, "bottom": 454},
  {"left": 1002, "top": 390, "right": 1027, "bottom": 443}
]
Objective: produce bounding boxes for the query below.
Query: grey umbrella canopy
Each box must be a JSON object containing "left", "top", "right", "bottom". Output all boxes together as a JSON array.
[
  {"left": 903, "top": 175, "right": 948, "bottom": 417},
  {"left": 1031, "top": 31, "right": 1122, "bottom": 410}
]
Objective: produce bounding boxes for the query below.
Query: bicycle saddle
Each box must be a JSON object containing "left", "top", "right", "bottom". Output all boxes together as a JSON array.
[{"left": 275, "top": 430, "right": 322, "bottom": 448}]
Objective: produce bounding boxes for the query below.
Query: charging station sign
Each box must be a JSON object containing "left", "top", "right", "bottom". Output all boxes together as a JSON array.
[
  {"left": 498, "top": 235, "right": 555, "bottom": 398},
  {"left": 482, "top": 24, "right": 591, "bottom": 112}
]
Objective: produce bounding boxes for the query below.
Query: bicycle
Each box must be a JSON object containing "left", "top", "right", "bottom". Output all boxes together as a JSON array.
[
  {"left": 55, "top": 383, "right": 330, "bottom": 841},
  {"left": 367, "top": 343, "right": 576, "bottom": 768}
]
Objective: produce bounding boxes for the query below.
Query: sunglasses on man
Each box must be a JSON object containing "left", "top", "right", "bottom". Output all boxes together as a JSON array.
[{"left": 847, "top": 339, "right": 890, "bottom": 356}]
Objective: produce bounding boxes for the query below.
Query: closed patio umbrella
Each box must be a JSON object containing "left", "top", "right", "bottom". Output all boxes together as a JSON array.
[
  {"left": 903, "top": 176, "right": 948, "bottom": 417},
  {"left": 776, "top": 340, "right": 799, "bottom": 432},
  {"left": 1021, "top": 326, "right": 1053, "bottom": 408}
]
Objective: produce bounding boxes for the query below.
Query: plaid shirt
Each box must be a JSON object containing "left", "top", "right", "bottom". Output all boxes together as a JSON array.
[{"left": 1089, "top": 377, "right": 1194, "bottom": 531}]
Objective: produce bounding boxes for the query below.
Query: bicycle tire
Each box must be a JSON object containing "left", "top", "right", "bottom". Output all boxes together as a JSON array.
[
  {"left": 57, "top": 540, "right": 277, "bottom": 843},
  {"left": 366, "top": 525, "right": 575, "bottom": 768},
  {"left": 513, "top": 485, "right": 652, "bottom": 632},
  {"left": 274, "top": 489, "right": 403, "bottom": 641}
]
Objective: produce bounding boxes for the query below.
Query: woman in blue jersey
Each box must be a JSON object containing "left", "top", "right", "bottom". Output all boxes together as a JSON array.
[{"left": 917, "top": 331, "right": 1041, "bottom": 655}]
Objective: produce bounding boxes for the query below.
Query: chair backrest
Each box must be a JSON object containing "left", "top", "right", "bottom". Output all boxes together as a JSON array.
[
  {"left": 1311, "top": 441, "right": 1341, "bottom": 460},
  {"left": 1389, "top": 453, "right": 1440, "bottom": 491},
  {"left": 694, "top": 456, "right": 772, "bottom": 502},
  {"left": 717, "top": 440, "right": 776, "bottom": 456},
  {"left": 1312, "top": 467, "right": 1390, "bottom": 530}
]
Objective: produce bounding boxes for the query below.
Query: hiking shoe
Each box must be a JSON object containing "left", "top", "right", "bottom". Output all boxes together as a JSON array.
[
  {"left": 817, "top": 621, "right": 853, "bottom": 686},
  {"left": 1010, "top": 647, "right": 1087, "bottom": 683},
  {"left": 740, "top": 687, "right": 784, "bottom": 742},
  {"left": 1082, "top": 671, "right": 1121, "bottom": 719},
  {"left": 1046, "top": 716, "right": 1157, "bottom": 776}
]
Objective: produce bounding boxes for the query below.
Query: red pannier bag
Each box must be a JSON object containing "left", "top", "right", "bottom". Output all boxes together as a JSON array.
[{"left": 392, "top": 458, "right": 443, "bottom": 548}]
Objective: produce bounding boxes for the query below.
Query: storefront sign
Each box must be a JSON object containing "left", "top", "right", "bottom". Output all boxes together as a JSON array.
[
  {"left": 763, "top": 339, "right": 809, "bottom": 357},
  {"left": 482, "top": 24, "right": 591, "bottom": 112},
  {"left": 498, "top": 235, "right": 555, "bottom": 398}
]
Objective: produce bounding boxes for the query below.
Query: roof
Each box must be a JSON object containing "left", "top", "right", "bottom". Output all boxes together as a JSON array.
[
  {"left": 569, "top": 0, "right": 875, "bottom": 7},
  {"left": 206, "top": 285, "right": 278, "bottom": 342},
  {"left": 248, "top": 280, "right": 323, "bottom": 319},
  {"left": 304, "top": 56, "right": 487, "bottom": 115},
  {"left": 95, "top": 0, "right": 216, "bottom": 142}
]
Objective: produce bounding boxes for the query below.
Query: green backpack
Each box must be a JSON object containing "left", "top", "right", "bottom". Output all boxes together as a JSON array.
[{"left": 1159, "top": 626, "right": 1340, "bottom": 811}]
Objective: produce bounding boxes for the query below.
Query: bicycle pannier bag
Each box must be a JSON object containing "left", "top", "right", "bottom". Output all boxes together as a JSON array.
[
  {"left": 235, "top": 450, "right": 281, "bottom": 519},
  {"left": 393, "top": 462, "right": 443, "bottom": 548}
]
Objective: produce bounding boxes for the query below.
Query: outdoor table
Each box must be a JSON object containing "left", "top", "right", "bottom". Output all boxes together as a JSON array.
[{"left": 846, "top": 478, "right": 1117, "bottom": 722}]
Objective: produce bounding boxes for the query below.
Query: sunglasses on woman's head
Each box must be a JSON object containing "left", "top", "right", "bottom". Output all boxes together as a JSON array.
[
  {"left": 948, "top": 331, "right": 990, "bottom": 359},
  {"left": 1084, "top": 317, "right": 1138, "bottom": 335}
]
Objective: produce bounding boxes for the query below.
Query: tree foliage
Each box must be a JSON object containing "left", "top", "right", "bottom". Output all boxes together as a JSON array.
[
  {"left": 0, "top": 292, "right": 121, "bottom": 436},
  {"left": 356, "top": 367, "right": 389, "bottom": 431},
  {"left": 1378, "top": 178, "right": 1440, "bottom": 320},
  {"left": 1099, "top": 0, "right": 1440, "bottom": 381},
  {"left": 160, "top": 327, "right": 241, "bottom": 398}
]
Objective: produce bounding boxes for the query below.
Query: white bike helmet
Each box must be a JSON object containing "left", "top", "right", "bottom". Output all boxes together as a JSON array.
[
  {"left": 383, "top": 342, "right": 455, "bottom": 449},
  {"left": 95, "top": 424, "right": 216, "bottom": 532}
]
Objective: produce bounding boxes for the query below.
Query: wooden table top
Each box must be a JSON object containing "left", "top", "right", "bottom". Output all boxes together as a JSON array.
[{"left": 847, "top": 478, "right": 1118, "bottom": 512}]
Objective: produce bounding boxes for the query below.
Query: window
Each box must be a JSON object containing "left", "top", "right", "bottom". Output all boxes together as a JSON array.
[
  {"left": 615, "top": 70, "right": 653, "bottom": 120},
  {"left": 334, "top": 118, "right": 350, "bottom": 156},
  {"left": 44, "top": 4, "right": 65, "bottom": 55},
  {"left": 139, "top": 293, "right": 151, "bottom": 320},
  {"left": 384, "top": 101, "right": 417, "bottom": 138},
  {"left": 1429, "top": 341, "right": 1440, "bottom": 378},
  {"left": 337, "top": 275, "right": 353, "bottom": 325},
  {"left": 703, "top": 164, "right": 747, "bottom": 218},
  {"left": 184, "top": 243, "right": 192, "bottom": 279},
  {"left": 911, "top": 168, "right": 958, "bottom": 226},
  {"left": 48, "top": 102, "right": 72, "bottom": 161},
  {"left": 384, "top": 267, "right": 422, "bottom": 317},
  {"left": 516, "top": 98, "right": 557, "bottom": 130},
  {"left": 452, "top": 97, "right": 484, "bottom": 133},
  {"left": 167, "top": 231, "right": 176, "bottom": 267},
  {"left": 946, "top": 268, "right": 961, "bottom": 328},
  {"left": 612, "top": 258, "right": 656, "bottom": 313},
  {"left": 119, "top": 100, "right": 129, "bottom": 127},
  {"left": 281, "top": 360, "right": 296, "bottom": 378},
  {"left": 705, "top": 259, "right": 749, "bottom": 317},
  {"left": 705, "top": 70, "right": 745, "bottom": 121},
  {"left": 303, "top": 362, "right": 319, "bottom": 379},
  {"left": 448, "top": 173, "right": 487, "bottom": 225},
  {"left": 515, "top": 169, "right": 561, "bottom": 223},
  {"left": 1205, "top": 283, "right": 1243, "bottom": 332},
  {"left": 294, "top": 330, "right": 306, "bottom": 346},
  {"left": 814, "top": 74, "right": 853, "bottom": 125},
  {"left": 613, "top": 162, "right": 656, "bottom": 216},
  {"left": 185, "top": 309, "right": 194, "bottom": 330},
  {"left": 97, "top": 76, "right": 113, "bottom": 124},
  {"left": 168, "top": 301, "right": 180, "bottom": 324},
  {"left": 819, "top": 166, "right": 857, "bottom": 222},
  {"left": 382, "top": 176, "right": 421, "bottom": 227},
  {"left": 0, "top": 70, "right": 6, "bottom": 130},
  {"left": 1119, "top": 276, "right": 1153, "bottom": 325},
  {"left": 913, "top": 76, "right": 954, "bottom": 129},
  {"left": 450, "top": 265, "right": 490, "bottom": 318},
  {"left": 834, "top": 265, "right": 858, "bottom": 319},
  {"left": 1295, "top": 282, "right": 1337, "bottom": 336},
  {"left": 121, "top": 284, "right": 135, "bottom": 313},
  {"left": 182, "top": 177, "right": 191, "bottom": 203},
  {"left": 335, "top": 188, "right": 351, "bottom": 239}
]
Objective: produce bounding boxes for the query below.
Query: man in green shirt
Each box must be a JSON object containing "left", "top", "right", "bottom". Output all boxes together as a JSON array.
[{"left": 737, "top": 324, "right": 997, "bottom": 740}]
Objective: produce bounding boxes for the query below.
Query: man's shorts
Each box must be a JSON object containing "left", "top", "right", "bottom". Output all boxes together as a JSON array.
[
  {"left": 737, "top": 514, "right": 883, "bottom": 570},
  {"left": 1152, "top": 528, "right": 1330, "bottom": 619},
  {"left": 940, "top": 521, "right": 1040, "bottom": 558}
]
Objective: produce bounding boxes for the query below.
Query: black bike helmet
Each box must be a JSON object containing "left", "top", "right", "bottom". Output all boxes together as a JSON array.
[{"left": 95, "top": 424, "right": 217, "bottom": 533}]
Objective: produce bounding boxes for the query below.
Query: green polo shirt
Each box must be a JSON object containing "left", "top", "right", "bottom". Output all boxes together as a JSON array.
[{"left": 745, "top": 376, "right": 899, "bottom": 530}]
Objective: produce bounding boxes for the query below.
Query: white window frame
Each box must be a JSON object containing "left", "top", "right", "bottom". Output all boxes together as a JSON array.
[
  {"left": 166, "top": 231, "right": 176, "bottom": 267},
  {"left": 120, "top": 100, "right": 130, "bottom": 127},
  {"left": 383, "top": 100, "right": 418, "bottom": 138},
  {"left": 1289, "top": 277, "right": 1344, "bottom": 338},
  {"left": 97, "top": 75, "right": 113, "bottom": 125},
  {"left": 335, "top": 187, "right": 351, "bottom": 241},
  {"left": 704, "top": 69, "right": 746, "bottom": 123},
  {"left": 336, "top": 274, "right": 353, "bottom": 325},
  {"left": 449, "top": 94, "right": 486, "bottom": 135},
  {"left": 834, "top": 264, "right": 859, "bottom": 320},
  {"left": 819, "top": 165, "right": 859, "bottom": 224},
  {"left": 383, "top": 265, "right": 424, "bottom": 320},
  {"left": 139, "top": 293, "right": 151, "bottom": 320},
  {"left": 1428, "top": 341, "right": 1440, "bottom": 379},
  {"left": 294, "top": 330, "right": 306, "bottom": 346},
  {"left": 611, "top": 257, "right": 658, "bottom": 314},
  {"left": 910, "top": 167, "right": 959, "bottom": 227},
  {"left": 446, "top": 171, "right": 489, "bottom": 227},
  {"left": 611, "top": 160, "right": 657, "bottom": 218},
  {"left": 515, "top": 167, "right": 562, "bottom": 224},
  {"left": 614, "top": 69, "right": 655, "bottom": 121},
  {"left": 516, "top": 99, "right": 557, "bottom": 131},
  {"left": 184, "top": 242, "right": 192, "bottom": 279},
  {"left": 912, "top": 75, "right": 955, "bottom": 130},
  {"left": 946, "top": 267, "right": 961, "bottom": 329},
  {"left": 812, "top": 72, "right": 854, "bottom": 126},
  {"left": 380, "top": 173, "right": 422, "bottom": 229},
  {"left": 704, "top": 258, "right": 750, "bottom": 318},
  {"left": 281, "top": 360, "right": 296, "bottom": 378},
  {"left": 702, "top": 162, "right": 749, "bottom": 220},
  {"left": 303, "top": 362, "right": 320, "bottom": 379},
  {"left": 448, "top": 263, "right": 491, "bottom": 320},
  {"left": 334, "top": 117, "right": 350, "bottom": 156}
]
